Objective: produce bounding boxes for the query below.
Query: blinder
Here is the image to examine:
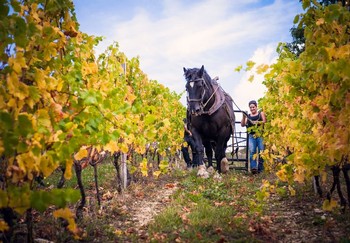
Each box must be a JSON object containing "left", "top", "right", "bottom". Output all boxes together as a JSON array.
[{"left": 186, "top": 77, "right": 208, "bottom": 115}]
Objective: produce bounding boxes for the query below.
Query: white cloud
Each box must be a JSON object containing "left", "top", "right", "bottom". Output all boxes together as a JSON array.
[
  {"left": 77, "top": 0, "right": 301, "bottom": 107},
  {"left": 233, "top": 43, "right": 277, "bottom": 111}
]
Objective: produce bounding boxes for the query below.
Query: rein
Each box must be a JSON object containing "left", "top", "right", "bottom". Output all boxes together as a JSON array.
[{"left": 201, "top": 85, "right": 220, "bottom": 114}]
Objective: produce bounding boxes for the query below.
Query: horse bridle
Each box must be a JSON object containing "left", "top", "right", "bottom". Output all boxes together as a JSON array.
[
  {"left": 186, "top": 77, "right": 207, "bottom": 103},
  {"left": 186, "top": 77, "right": 219, "bottom": 115}
]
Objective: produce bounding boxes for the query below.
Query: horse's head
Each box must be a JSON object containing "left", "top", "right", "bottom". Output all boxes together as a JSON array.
[{"left": 184, "top": 65, "right": 212, "bottom": 116}]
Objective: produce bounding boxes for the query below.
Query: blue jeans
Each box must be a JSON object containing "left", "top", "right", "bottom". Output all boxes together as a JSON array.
[{"left": 248, "top": 134, "right": 264, "bottom": 172}]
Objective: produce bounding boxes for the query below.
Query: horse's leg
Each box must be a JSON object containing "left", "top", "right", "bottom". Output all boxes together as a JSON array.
[
  {"left": 214, "top": 139, "right": 227, "bottom": 173},
  {"left": 191, "top": 132, "right": 209, "bottom": 178},
  {"left": 193, "top": 136, "right": 204, "bottom": 167},
  {"left": 203, "top": 140, "right": 213, "bottom": 168}
]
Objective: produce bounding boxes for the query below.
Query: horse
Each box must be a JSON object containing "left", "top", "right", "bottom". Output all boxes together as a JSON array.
[{"left": 184, "top": 65, "right": 235, "bottom": 173}]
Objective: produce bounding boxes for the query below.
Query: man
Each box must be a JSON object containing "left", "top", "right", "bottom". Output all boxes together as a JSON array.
[{"left": 181, "top": 118, "right": 196, "bottom": 168}]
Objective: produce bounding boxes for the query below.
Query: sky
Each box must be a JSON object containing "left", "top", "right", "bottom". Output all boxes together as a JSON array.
[{"left": 73, "top": 0, "right": 303, "bottom": 112}]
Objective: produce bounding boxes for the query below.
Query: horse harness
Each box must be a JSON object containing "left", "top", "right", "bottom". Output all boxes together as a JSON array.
[
  {"left": 187, "top": 78, "right": 227, "bottom": 116},
  {"left": 187, "top": 78, "right": 236, "bottom": 148}
]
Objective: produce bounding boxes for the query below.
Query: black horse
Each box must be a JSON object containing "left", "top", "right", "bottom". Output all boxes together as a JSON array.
[{"left": 184, "top": 65, "right": 235, "bottom": 173}]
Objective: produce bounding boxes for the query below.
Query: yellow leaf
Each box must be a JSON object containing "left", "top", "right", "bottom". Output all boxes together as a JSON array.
[
  {"left": 16, "top": 152, "right": 37, "bottom": 179},
  {"left": 36, "top": 109, "right": 51, "bottom": 129},
  {"left": 256, "top": 64, "right": 269, "bottom": 74},
  {"left": 64, "top": 158, "right": 73, "bottom": 180},
  {"left": 34, "top": 68, "right": 46, "bottom": 90},
  {"left": 82, "top": 61, "right": 98, "bottom": 78},
  {"left": 120, "top": 143, "right": 129, "bottom": 154},
  {"left": 163, "top": 118, "right": 170, "bottom": 127},
  {"left": 74, "top": 147, "right": 88, "bottom": 160},
  {"left": 248, "top": 75, "right": 254, "bottom": 82},
  {"left": 288, "top": 185, "right": 296, "bottom": 196},
  {"left": 316, "top": 18, "right": 324, "bottom": 26},
  {"left": 40, "top": 153, "right": 58, "bottom": 177},
  {"left": 125, "top": 92, "right": 136, "bottom": 104},
  {"left": 53, "top": 208, "right": 81, "bottom": 239},
  {"left": 294, "top": 170, "right": 305, "bottom": 183},
  {"left": 153, "top": 170, "right": 161, "bottom": 178},
  {"left": 322, "top": 199, "right": 338, "bottom": 211},
  {"left": 104, "top": 140, "right": 119, "bottom": 153},
  {"left": 140, "top": 158, "right": 148, "bottom": 177},
  {"left": 0, "top": 220, "right": 9, "bottom": 232},
  {"left": 8, "top": 53, "right": 27, "bottom": 74}
]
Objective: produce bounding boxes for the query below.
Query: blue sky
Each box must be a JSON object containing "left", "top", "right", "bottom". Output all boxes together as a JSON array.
[{"left": 73, "top": 0, "right": 303, "bottom": 110}]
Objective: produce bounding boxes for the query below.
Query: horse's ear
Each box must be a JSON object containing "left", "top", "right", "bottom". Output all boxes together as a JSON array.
[
  {"left": 183, "top": 67, "right": 187, "bottom": 73},
  {"left": 199, "top": 65, "right": 205, "bottom": 77}
]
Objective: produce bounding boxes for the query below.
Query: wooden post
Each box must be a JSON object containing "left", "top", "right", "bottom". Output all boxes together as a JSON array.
[{"left": 120, "top": 153, "right": 128, "bottom": 189}]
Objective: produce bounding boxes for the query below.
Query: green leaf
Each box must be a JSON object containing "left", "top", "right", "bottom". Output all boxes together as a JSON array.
[
  {"left": 302, "top": 0, "right": 310, "bottom": 10},
  {"left": 31, "top": 190, "right": 52, "bottom": 212},
  {"left": 82, "top": 91, "right": 97, "bottom": 105},
  {"left": 31, "top": 189, "right": 80, "bottom": 212},
  {"left": 0, "top": 111, "right": 13, "bottom": 130},
  {"left": 234, "top": 65, "right": 243, "bottom": 72},
  {"left": 17, "top": 114, "right": 33, "bottom": 136},
  {"left": 0, "top": 3, "right": 9, "bottom": 17},
  {"left": 293, "top": 14, "right": 300, "bottom": 24},
  {"left": 144, "top": 114, "right": 156, "bottom": 126},
  {"left": 245, "top": 61, "right": 255, "bottom": 71},
  {"left": 14, "top": 17, "right": 27, "bottom": 48}
]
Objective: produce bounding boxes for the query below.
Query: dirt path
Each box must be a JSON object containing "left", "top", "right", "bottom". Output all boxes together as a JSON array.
[{"left": 129, "top": 182, "right": 178, "bottom": 228}]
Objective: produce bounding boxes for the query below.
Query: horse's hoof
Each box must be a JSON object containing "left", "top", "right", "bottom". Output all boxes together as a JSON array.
[
  {"left": 207, "top": 166, "right": 215, "bottom": 174},
  {"left": 197, "top": 165, "right": 209, "bottom": 179},
  {"left": 221, "top": 158, "right": 229, "bottom": 174}
]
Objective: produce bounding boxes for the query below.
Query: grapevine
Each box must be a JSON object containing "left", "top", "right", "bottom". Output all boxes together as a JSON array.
[
  {"left": 257, "top": 1, "right": 350, "bottom": 194},
  {"left": 0, "top": 0, "right": 185, "bottom": 239}
]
